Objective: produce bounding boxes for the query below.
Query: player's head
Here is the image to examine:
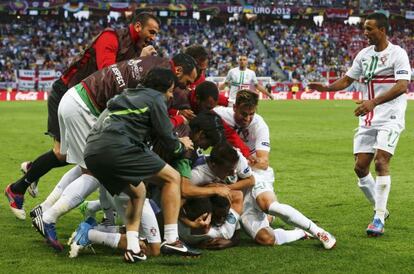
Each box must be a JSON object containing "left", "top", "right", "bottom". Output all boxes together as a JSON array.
[
  {"left": 210, "top": 195, "right": 231, "bottom": 226},
  {"left": 171, "top": 53, "right": 198, "bottom": 89},
  {"left": 185, "top": 45, "right": 209, "bottom": 79},
  {"left": 195, "top": 81, "right": 219, "bottom": 112},
  {"left": 234, "top": 89, "right": 259, "bottom": 127},
  {"left": 364, "top": 13, "right": 389, "bottom": 45},
  {"left": 182, "top": 197, "right": 212, "bottom": 221},
  {"left": 238, "top": 55, "right": 248, "bottom": 70},
  {"left": 131, "top": 12, "right": 160, "bottom": 48},
  {"left": 189, "top": 111, "right": 225, "bottom": 149},
  {"left": 208, "top": 142, "right": 239, "bottom": 180},
  {"left": 140, "top": 67, "right": 175, "bottom": 100}
]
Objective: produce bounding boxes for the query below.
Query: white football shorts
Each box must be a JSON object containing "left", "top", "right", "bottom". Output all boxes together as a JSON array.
[{"left": 353, "top": 125, "right": 403, "bottom": 155}]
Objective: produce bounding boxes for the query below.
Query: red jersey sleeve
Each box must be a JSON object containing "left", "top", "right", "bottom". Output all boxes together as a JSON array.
[
  {"left": 93, "top": 31, "right": 119, "bottom": 70},
  {"left": 170, "top": 114, "right": 185, "bottom": 127},
  {"left": 218, "top": 93, "right": 229, "bottom": 107},
  {"left": 222, "top": 119, "right": 250, "bottom": 158}
]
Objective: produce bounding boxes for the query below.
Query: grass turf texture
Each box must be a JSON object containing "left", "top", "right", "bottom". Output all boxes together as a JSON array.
[{"left": 1, "top": 100, "right": 413, "bottom": 273}]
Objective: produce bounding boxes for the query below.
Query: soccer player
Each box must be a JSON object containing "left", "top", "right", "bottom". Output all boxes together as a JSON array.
[
  {"left": 5, "top": 12, "right": 160, "bottom": 220},
  {"left": 83, "top": 68, "right": 196, "bottom": 260},
  {"left": 307, "top": 13, "right": 411, "bottom": 236},
  {"left": 30, "top": 57, "right": 196, "bottom": 251},
  {"left": 219, "top": 55, "right": 273, "bottom": 106},
  {"left": 214, "top": 90, "right": 336, "bottom": 249}
]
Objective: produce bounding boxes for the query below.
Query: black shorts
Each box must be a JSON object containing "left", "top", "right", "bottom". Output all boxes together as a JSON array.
[
  {"left": 46, "top": 79, "right": 68, "bottom": 141},
  {"left": 84, "top": 139, "right": 166, "bottom": 196}
]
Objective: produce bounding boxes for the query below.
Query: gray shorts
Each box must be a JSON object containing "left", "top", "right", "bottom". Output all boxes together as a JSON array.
[{"left": 84, "top": 135, "right": 166, "bottom": 195}]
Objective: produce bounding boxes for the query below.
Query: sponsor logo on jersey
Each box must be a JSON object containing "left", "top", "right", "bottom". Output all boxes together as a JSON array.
[
  {"left": 243, "top": 167, "right": 251, "bottom": 174},
  {"left": 396, "top": 70, "right": 408, "bottom": 75},
  {"left": 261, "top": 141, "right": 270, "bottom": 147}
]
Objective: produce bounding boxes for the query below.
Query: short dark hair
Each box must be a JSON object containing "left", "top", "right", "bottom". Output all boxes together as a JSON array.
[
  {"left": 366, "top": 12, "right": 389, "bottom": 33},
  {"left": 209, "top": 142, "right": 239, "bottom": 167},
  {"left": 195, "top": 81, "right": 219, "bottom": 102},
  {"left": 235, "top": 89, "right": 259, "bottom": 108},
  {"left": 182, "top": 198, "right": 212, "bottom": 221},
  {"left": 185, "top": 45, "right": 208, "bottom": 62},
  {"left": 189, "top": 111, "right": 225, "bottom": 145},
  {"left": 140, "top": 67, "right": 176, "bottom": 93},
  {"left": 132, "top": 11, "right": 161, "bottom": 27},
  {"left": 172, "top": 53, "right": 197, "bottom": 75}
]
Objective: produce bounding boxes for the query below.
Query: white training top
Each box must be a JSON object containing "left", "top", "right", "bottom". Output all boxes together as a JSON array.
[
  {"left": 225, "top": 67, "right": 258, "bottom": 104},
  {"left": 346, "top": 42, "right": 411, "bottom": 129},
  {"left": 191, "top": 150, "right": 252, "bottom": 186},
  {"left": 213, "top": 106, "right": 270, "bottom": 155}
]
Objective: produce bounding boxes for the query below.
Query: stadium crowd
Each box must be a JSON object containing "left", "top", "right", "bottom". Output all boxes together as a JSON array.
[{"left": 1, "top": 14, "right": 413, "bottom": 85}]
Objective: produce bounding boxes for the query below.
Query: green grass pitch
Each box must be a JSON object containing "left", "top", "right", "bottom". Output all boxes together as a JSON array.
[{"left": 0, "top": 100, "right": 413, "bottom": 273}]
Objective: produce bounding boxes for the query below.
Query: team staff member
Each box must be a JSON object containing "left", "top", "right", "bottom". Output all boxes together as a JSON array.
[{"left": 6, "top": 12, "right": 160, "bottom": 220}]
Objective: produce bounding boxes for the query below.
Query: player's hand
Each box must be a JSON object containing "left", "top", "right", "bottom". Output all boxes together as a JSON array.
[
  {"left": 193, "top": 213, "right": 211, "bottom": 229},
  {"left": 354, "top": 99, "right": 376, "bottom": 116},
  {"left": 247, "top": 155, "right": 257, "bottom": 166},
  {"left": 139, "top": 240, "right": 148, "bottom": 255},
  {"left": 179, "top": 136, "right": 194, "bottom": 151},
  {"left": 307, "top": 82, "right": 326, "bottom": 92},
  {"left": 140, "top": 45, "right": 157, "bottom": 57},
  {"left": 179, "top": 109, "right": 196, "bottom": 120},
  {"left": 214, "top": 186, "right": 232, "bottom": 202}
]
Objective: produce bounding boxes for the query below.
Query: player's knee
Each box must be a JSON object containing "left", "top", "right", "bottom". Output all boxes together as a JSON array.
[
  {"left": 255, "top": 228, "right": 275, "bottom": 246},
  {"left": 374, "top": 157, "right": 389, "bottom": 174},
  {"left": 354, "top": 163, "right": 369, "bottom": 177}
]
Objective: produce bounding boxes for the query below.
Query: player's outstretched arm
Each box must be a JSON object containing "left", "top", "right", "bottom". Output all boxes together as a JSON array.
[
  {"left": 256, "top": 84, "right": 274, "bottom": 100},
  {"left": 354, "top": 79, "right": 409, "bottom": 117},
  {"left": 308, "top": 75, "right": 355, "bottom": 92}
]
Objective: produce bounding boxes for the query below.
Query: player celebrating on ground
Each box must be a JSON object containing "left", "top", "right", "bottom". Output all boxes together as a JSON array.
[
  {"left": 214, "top": 90, "right": 336, "bottom": 249},
  {"left": 219, "top": 55, "right": 273, "bottom": 106},
  {"left": 308, "top": 13, "right": 411, "bottom": 237}
]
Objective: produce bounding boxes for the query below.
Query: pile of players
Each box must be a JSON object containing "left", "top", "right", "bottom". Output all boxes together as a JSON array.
[{"left": 19, "top": 10, "right": 411, "bottom": 263}]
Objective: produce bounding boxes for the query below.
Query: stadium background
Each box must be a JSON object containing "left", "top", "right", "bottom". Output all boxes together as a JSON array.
[
  {"left": 0, "top": 0, "right": 413, "bottom": 97},
  {"left": 0, "top": 1, "right": 414, "bottom": 273}
]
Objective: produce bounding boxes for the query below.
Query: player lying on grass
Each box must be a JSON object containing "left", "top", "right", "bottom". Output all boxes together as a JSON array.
[
  {"left": 213, "top": 90, "right": 336, "bottom": 249},
  {"left": 179, "top": 195, "right": 241, "bottom": 250}
]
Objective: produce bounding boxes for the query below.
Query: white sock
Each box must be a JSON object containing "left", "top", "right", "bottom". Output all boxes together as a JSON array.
[
  {"left": 268, "top": 202, "right": 323, "bottom": 236},
  {"left": 164, "top": 224, "right": 178, "bottom": 244},
  {"left": 40, "top": 166, "right": 82, "bottom": 211},
  {"left": 357, "top": 173, "right": 376, "bottom": 206},
  {"left": 374, "top": 175, "right": 391, "bottom": 223},
  {"left": 88, "top": 229, "right": 120, "bottom": 249},
  {"left": 273, "top": 228, "right": 306, "bottom": 245},
  {"left": 126, "top": 231, "right": 140, "bottom": 253},
  {"left": 87, "top": 200, "right": 102, "bottom": 214},
  {"left": 43, "top": 174, "right": 100, "bottom": 224},
  {"left": 207, "top": 209, "right": 239, "bottom": 240}
]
